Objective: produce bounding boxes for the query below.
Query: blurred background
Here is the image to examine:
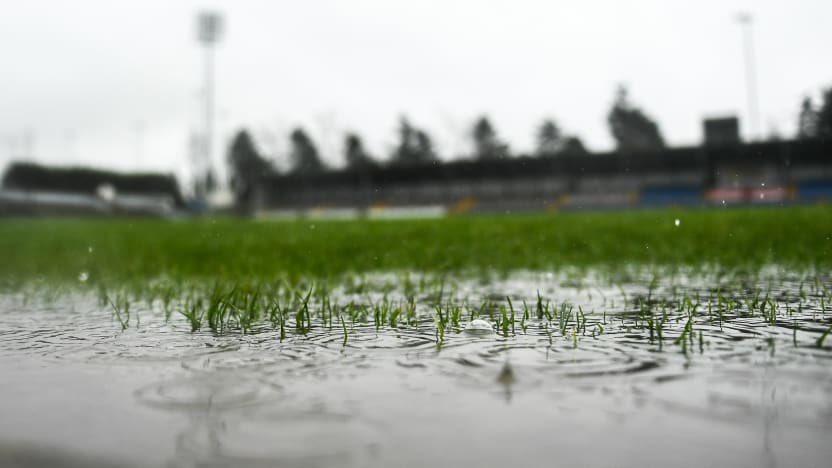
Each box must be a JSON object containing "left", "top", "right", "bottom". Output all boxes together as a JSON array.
[{"left": 1, "top": 0, "right": 831, "bottom": 216}]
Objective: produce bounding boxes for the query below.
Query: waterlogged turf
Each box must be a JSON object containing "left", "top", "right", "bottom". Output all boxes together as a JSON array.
[
  {"left": 1, "top": 207, "right": 831, "bottom": 466},
  {"left": 1, "top": 270, "right": 831, "bottom": 467},
  {"left": 0, "top": 205, "right": 831, "bottom": 284}
]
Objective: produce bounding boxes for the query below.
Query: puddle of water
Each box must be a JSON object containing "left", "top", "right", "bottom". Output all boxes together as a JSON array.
[{"left": 0, "top": 271, "right": 831, "bottom": 468}]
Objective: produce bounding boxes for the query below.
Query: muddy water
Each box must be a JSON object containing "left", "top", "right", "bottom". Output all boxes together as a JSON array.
[{"left": 1, "top": 272, "right": 831, "bottom": 468}]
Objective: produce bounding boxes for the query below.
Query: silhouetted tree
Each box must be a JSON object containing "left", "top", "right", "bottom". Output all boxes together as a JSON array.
[
  {"left": 607, "top": 86, "right": 665, "bottom": 152},
  {"left": 228, "top": 129, "right": 271, "bottom": 207},
  {"left": 561, "top": 136, "right": 588, "bottom": 155},
  {"left": 344, "top": 133, "right": 375, "bottom": 170},
  {"left": 818, "top": 88, "right": 832, "bottom": 140},
  {"left": 797, "top": 97, "right": 819, "bottom": 139},
  {"left": 534, "top": 119, "right": 587, "bottom": 157},
  {"left": 472, "top": 116, "right": 508, "bottom": 160},
  {"left": 415, "top": 130, "right": 435, "bottom": 162},
  {"left": 535, "top": 119, "right": 563, "bottom": 156},
  {"left": 204, "top": 168, "right": 217, "bottom": 193},
  {"left": 391, "top": 117, "right": 437, "bottom": 165},
  {"left": 289, "top": 128, "right": 324, "bottom": 174}
]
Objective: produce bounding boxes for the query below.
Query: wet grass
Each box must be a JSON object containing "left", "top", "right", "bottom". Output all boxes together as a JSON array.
[
  {"left": 0, "top": 205, "right": 830, "bottom": 286},
  {"left": 83, "top": 272, "right": 832, "bottom": 354},
  {"left": 2, "top": 206, "right": 831, "bottom": 355}
]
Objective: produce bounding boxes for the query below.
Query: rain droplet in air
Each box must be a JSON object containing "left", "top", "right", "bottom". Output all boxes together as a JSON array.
[{"left": 78, "top": 271, "right": 89, "bottom": 282}]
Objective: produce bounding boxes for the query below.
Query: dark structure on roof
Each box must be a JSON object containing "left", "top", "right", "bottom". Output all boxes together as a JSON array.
[{"left": 703, "top": 117, "right": 741, "bottom": 146}]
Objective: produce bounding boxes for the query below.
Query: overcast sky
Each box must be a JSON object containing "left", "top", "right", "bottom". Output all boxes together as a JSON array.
[{"left": 1, "top": 0, "right": 830, "bottom": 184}]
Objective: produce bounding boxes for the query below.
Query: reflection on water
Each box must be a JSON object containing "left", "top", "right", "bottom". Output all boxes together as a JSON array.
[{"left": 0, "top": 271, "right": 831, "bottom": 467}]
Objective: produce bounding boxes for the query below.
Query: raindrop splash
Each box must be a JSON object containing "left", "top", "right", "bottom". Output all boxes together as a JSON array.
[{"left": 464, "top": 319, "right": 494, "bottom": 335}]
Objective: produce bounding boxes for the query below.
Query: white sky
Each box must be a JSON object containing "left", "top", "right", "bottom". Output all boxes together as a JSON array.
[{"left": 0, "top": 0, "right": 830, "bottom": 184}]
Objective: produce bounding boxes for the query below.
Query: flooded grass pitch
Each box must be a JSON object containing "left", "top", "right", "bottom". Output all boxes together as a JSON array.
[
  {"left": 1, "top": 269, "right": 831, "bottom": 467},
  {"left": 1, "top": 208, "right": 831, "bottom": 466}
]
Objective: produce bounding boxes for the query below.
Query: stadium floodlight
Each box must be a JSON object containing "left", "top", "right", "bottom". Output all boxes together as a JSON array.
[
  {"left": 734, "top": 12, "right": 760, "bottom": 142},
  {"left": 195, "top": 11, "right": 224, "bottom": 197},
  {"left": 198, "top": 11, "right": 223, "bottom": 45}
]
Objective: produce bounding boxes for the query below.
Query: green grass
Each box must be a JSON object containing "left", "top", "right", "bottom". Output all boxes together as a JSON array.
[
  {"left": 88, "top": 276, "right": 832, "bottom": 351},
  {"left": 0, "top": 203, "right": 826, "bottom": 351},
  {"left": 0, "top": 205, "right": 830, "bottom": 285}
]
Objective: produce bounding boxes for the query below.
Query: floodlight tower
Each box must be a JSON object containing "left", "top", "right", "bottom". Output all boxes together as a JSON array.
[
  {"left": 735, "top": 12, "right": 760, "bottom": 141},
  {"left": 196, "top": 11, "right": 223, "bottom": 197}
]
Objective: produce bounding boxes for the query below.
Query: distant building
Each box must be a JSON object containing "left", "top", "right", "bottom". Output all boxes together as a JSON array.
[
  {"left": 1, "top": 162, "right": 184, "bottom": 217},
  {"left": 253, "top": 139, "right": 832, "bottom": 216}
]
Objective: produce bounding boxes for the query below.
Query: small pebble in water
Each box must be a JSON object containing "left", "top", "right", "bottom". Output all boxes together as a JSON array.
[
  {"left": 78, "top": 271, "right": 89, "bottom": 282},
  {"left": 464, "top": 319, "right": 494, "bottom": 335}
]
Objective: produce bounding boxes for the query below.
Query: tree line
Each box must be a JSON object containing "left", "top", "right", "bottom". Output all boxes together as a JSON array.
[
  {"left": 228, "top": 86, "right": 665, "bottom": 201},
  {"left": 797, "top": 87, "right": 832, "bottom": 140}
]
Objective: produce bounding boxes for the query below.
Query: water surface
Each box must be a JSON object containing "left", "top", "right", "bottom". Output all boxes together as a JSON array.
[{"left": 1, "top": 271, "right": 831, "bottom": 467}]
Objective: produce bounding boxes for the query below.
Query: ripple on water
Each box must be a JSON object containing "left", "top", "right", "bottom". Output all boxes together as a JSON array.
[
  {"left": 134, "top": 374, "right": 282, "bottom": 411},
  {"left": 175, "top": 411, "right": 381, "bottom": 468}
]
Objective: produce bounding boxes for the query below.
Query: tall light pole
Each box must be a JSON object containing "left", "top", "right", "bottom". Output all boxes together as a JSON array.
[
  {"left": 735, "top": 12, "right": 760, "bottom": 142},
  {"left": 196, "top": 11, "right": 223, "bottom": 198}
]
